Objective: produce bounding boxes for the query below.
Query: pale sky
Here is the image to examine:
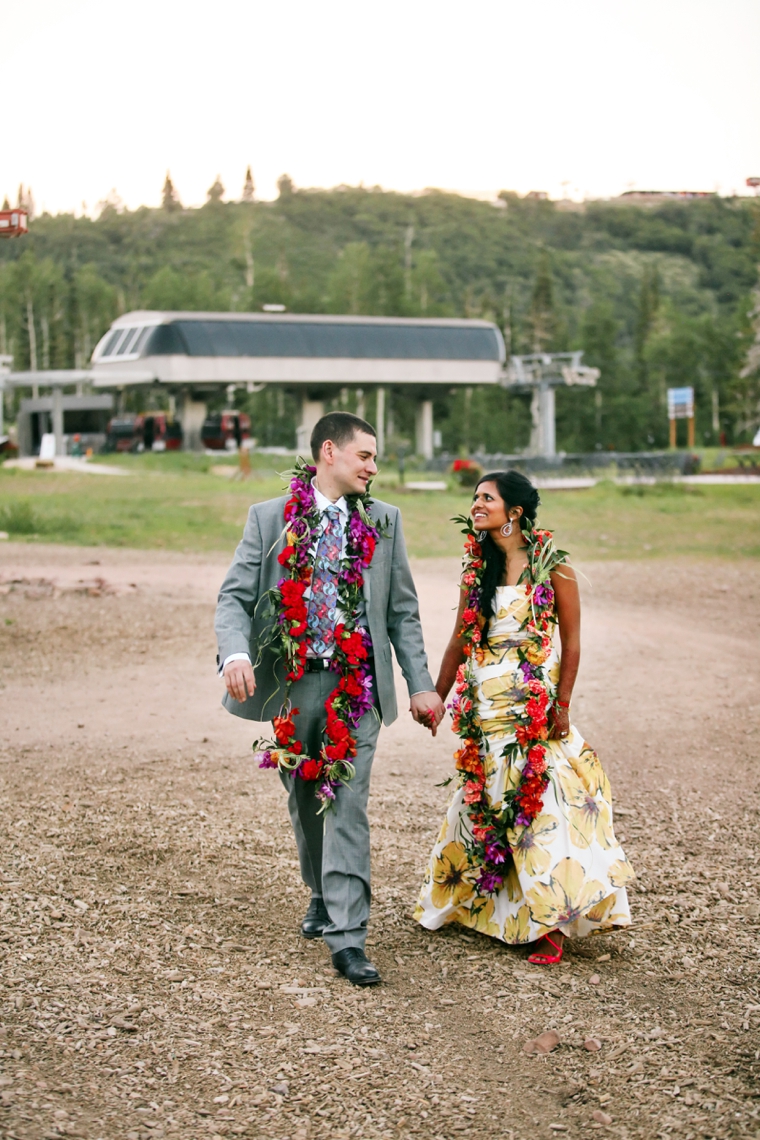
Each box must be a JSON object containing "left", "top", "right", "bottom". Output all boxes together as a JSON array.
[{"left": 4, "top": 0, "right": 759, "bottom": 215}]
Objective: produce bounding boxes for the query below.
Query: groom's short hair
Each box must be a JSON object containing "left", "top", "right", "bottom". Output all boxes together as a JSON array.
[{"left": 311, "top": 412, "right": 376, "bottom": 461}]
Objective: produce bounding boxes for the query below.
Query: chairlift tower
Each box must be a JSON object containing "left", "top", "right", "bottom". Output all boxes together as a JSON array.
[{"left": 502, "top": 351, "right": 599, "bottom": 458}]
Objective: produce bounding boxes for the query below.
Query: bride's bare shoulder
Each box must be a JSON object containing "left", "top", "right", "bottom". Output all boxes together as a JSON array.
[{"left": 550, "top": 562, "right": 578, "bottom": 588}]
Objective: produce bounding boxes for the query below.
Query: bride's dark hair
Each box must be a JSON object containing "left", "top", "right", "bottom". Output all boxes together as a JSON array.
[{"left": 475, "top": 470, "right": 541, "bottom": 647}]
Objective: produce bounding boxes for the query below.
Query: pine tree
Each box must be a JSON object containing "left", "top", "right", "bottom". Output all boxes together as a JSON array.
[
  {"left": 736, "top": 280, "right": 760, "bottom": 441},
  {"left": 634, "top": 264, "right": 660, "bottom": 388},
  {"left": 17, "top": 184, "right": 35, "bottom": 220},
  {"left": 242, "top": 167, "right": 255, "bottom": 202},
  {"left": 162, "top": 172, "right": 181, "bottom": 212},
  {"left": 277, "top": 174, "right": 294, "bottom": 198},
  {"left": 207, "top": 176, "right": 225, "bottom": 203},
  {"left": 528, "top": 251, "right": 555, "bottom": 352}
]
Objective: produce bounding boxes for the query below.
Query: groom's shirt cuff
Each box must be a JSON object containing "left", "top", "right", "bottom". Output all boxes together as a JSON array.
[{"left": 219, "top": 652, "right": 251, "bottom": 677}]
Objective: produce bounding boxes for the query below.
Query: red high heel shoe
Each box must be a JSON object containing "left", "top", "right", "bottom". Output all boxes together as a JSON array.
[{"left": 527, "top": 932, "right": 564, "bottom": 965}]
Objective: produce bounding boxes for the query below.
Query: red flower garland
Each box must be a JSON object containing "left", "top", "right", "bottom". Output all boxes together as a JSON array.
[
  {"left": 253, "top": 459, "right": 380, "bottom": 810},
  {"left": 447, "top": 515, "right": 569, "bottom": 893}
]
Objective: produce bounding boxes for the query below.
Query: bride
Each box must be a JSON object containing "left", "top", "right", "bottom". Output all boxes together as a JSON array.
[{"left": 415, "top": 470, "right": 634, "bottom": 964}]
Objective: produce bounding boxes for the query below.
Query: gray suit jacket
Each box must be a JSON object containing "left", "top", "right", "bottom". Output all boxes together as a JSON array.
[{"left": 214, "top": 495, "right": 434, "bottom": 726}]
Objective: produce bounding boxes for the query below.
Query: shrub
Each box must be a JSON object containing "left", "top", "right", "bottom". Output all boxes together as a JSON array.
[
  {"left": 0, "top": 500, "right": 82, "bottom": 537},
  {"left": 0, "top": 500, "right": 39, "bottom": 534},
  {"left": 451, "top": 458, "right": 483, "bottom": 487}
]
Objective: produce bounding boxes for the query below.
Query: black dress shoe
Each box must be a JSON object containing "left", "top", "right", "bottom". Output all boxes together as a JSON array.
[
  {"left": 332, "top": 947, "right": 381, "bottom": 986},
  {"left": 301, "top": 897, "right": 329, "bottom": 939}
]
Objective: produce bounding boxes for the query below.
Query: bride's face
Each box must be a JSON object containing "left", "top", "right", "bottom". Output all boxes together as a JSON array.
[{"left": 471, "top": 481, "right": 509, "bottom": 531}]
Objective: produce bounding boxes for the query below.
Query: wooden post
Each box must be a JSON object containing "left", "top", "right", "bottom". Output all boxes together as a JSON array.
[
  {"left": 233, "top": 444, "right": 251, "bottom": 481},
  {"left": 669, "top": 418, "right": 677, "bottom": 449},
  {"left": 687, "top": 416, "right": 695, "bottom": 448}
]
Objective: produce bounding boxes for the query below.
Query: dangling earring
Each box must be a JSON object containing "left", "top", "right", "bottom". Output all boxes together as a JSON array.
[
  {"left": 477, "top": 530, "right": 487, "bottom": 542},
  {"left": 501, "top": 518, "right": 513, "bottom": 538}
]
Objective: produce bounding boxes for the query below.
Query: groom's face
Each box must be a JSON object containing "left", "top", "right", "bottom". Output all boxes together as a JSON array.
[{"left": 322, "top": 430, "right": 378, "bottom": 496}]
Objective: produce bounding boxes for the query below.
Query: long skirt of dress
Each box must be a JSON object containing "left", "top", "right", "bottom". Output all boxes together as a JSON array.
[{"left": 414, "top": 585, "right": 635, "bottom": 944}]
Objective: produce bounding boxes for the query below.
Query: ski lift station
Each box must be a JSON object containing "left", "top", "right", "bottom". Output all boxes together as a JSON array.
[
  {"left": 2, "top": 311, "right": 599, "bottom": 458},
  {"left": 87, "top": 311, "right": 505, "bottom": 457}
]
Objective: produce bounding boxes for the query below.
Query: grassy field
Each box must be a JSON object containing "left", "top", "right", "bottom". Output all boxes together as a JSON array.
[{"left": 1, "top": 453, "right": 759, "bottom": 560}]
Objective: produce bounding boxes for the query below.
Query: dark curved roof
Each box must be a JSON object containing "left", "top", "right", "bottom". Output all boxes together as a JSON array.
[{"left": 142, "top": 317, "right": 503, "bottom": 362}]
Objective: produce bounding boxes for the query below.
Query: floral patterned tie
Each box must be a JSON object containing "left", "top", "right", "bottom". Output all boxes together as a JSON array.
[{"left": 306, "top": 505, "right": 343, "bottom": 656}]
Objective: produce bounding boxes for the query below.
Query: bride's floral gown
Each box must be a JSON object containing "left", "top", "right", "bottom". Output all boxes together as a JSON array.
[{"left": 415, "top": 584, "right": 634, "bottom": 944}]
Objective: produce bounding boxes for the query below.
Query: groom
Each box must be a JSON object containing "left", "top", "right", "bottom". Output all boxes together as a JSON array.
[{"left": 215, "top": 411, "right": 444, "bottom": 985}]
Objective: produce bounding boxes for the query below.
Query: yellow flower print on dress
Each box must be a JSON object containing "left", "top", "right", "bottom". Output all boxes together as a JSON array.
[
  {"left": 503, "top": 904, "right": 532, "bottom": 944},
  {"left": 584, "top": 894, "right": 616, "bottom": 924},
  {"left": 414, "top": 553, "right": 634, "bottom": 946},
  {"left": 504, "top": 858, "right": 523, "bottom": 903},
  {"left": 557, "top": 767, "right": 615, "bottom": 849},
  {"left": 526, "top": 858, "right": 606, "bottom": 928},
  {"left": 501, "top": 755, "right": 523, "bottom": 796},
  {"left": 483, "top": 749, "right": 499, "bottom": 781},
  {"left": 478, "top": 676, "right": 523, "bottom": 717},
  {"left": 556, "top": 764, "right": 587, "bottom": 807},
  {"left": 569, "top": 744, "right": 611, "bottom": 801},
  {"left": 454, "top": 897, "right": 500, "bottom": 938},
  {"left": 607, "top": 858, "right": 635, "bottom": 888},
  {"left": 430, "top": 841, "right": 474, "bottom": 909},
  {"left": 506, "top": 813, "right": 559, "bottom": 877},
  {"left": 476, "top": 640, "right": 508, "bottom": 668},
  {"left": 569, "top": 795, "right": 615, "bottom": 850},
  {"left": 508, "top": 591, "right": 531, "bottom": 626}
]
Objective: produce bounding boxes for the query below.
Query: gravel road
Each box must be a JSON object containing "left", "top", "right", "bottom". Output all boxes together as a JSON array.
[{"left": 1, "top": 543, "right": 758, "bottom": 1140}]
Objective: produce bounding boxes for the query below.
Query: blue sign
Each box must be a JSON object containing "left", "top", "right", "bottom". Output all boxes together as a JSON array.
[{"left": 667, "top": 386, "right": 694, "bottom": 419}]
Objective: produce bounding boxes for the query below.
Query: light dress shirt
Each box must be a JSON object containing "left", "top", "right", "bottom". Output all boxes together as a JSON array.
[{"left": 220, "top": 479, "right": 366, "bottom": 673}]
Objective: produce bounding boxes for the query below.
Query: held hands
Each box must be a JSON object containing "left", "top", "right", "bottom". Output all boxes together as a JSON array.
[
  {"left": 410, "top": 692, "right": 446, "bottom": 737},
  {"left": 223, "top": 659, "right": 256, "bottom": 703}
]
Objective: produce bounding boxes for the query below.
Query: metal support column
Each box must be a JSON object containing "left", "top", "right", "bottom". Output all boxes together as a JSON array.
[
  {"left": 179, "top": 390, "right": 208, "bottom": 451},
  {"left": 504, "top": 352, "right": 599, "bottom": 459},
  {"left": 375, "top": 387, "right": 385, "bottom": 458},
  {"left": 296, "top": 395, "right": 325, "bottom": 456},
  {"left": 539, "top": 382, "right": 556, "bottom": 458},
  {"left": 52, "top": 385, "right": 65, "bottom": 456},
  {"left": 415, "top": 398, "right": 434, "bottom": 459}
]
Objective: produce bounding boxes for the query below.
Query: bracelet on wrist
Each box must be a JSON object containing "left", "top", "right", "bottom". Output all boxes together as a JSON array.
[{"left": 555, "top": 699, "right": 571, "bottom": 709}]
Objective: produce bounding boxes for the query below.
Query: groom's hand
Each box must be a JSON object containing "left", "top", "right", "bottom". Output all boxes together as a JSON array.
[
  {"left": 223, "top": 660, "right": 256, "bottom": 703},
  {"left": 410, "top": 692, "right": 445, "bottom": 737}
]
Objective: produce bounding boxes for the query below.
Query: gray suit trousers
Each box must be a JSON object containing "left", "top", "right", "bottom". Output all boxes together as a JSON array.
[{"left": 278, "top": 669, "right": 381, "bottom": 954}]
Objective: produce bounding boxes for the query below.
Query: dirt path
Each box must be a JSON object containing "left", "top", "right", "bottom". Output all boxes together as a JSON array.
[{"left": 1, "top": 544, "right": 759, "bottom": 1140}]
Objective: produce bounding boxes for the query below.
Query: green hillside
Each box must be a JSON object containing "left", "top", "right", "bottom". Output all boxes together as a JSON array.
[{"left": 1, "top": 184, "right": 758, "bottom": 453}]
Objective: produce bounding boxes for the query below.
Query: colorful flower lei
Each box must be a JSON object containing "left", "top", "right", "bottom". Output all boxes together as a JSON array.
[
  {"left": 252, "top": 457, "right": 380, "bottom": 810},
  {"left": 448, "top": 514, "right": 569, "bottom": 894}
]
